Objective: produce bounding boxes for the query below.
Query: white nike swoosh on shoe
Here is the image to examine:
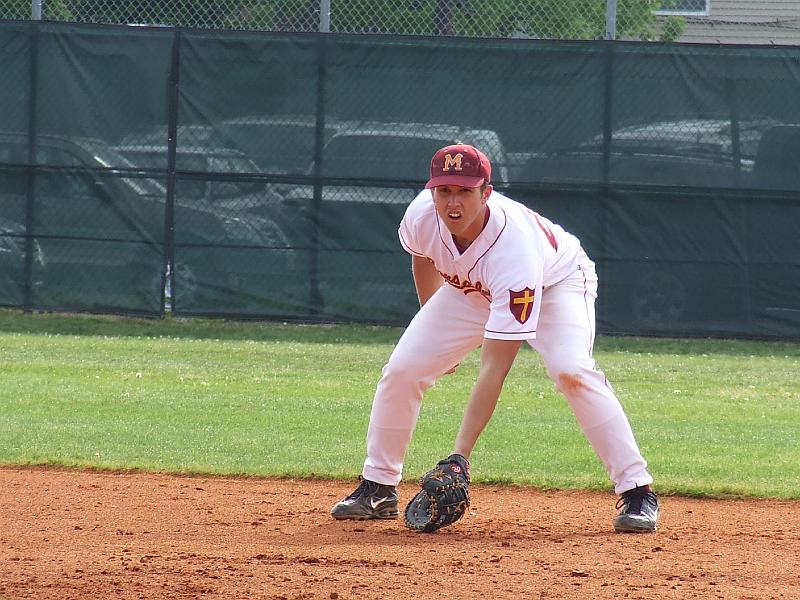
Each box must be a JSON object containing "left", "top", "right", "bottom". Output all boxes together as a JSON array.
[{"left": 370, "top": 496, "right": 392, "bottom": 509}]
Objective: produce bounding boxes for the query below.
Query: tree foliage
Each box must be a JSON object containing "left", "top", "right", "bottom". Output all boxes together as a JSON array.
[{"left": 3, "top": 0, "right": 73, "bottom": 20}]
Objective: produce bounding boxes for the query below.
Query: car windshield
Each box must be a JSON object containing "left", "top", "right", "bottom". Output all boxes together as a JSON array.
[
  {"left": 576, "top": 118, "right": 779, "bottom": 163},
  {"left": 322, "top": 135, "right": 456, "bottom": 180},
  {"left": 214, "top": 122, "right": 338, "bottom": 173},
  {"left": 115, "top": 175, "right": 164, "bottom": 197},
  {"left": 119, "top": 125, "right": 216, "bottom": 149},
  {"left": 206, "top": 155, "right": 258, "bottom": 174},
  {"left": 68, "top": 140, "right": 138, "bottom": 170},
  {"left": 71, "top": 139, "right": 167, "bottom": 197},
  {"left": 222, "top": 123, "right": 317, "bottom": 153}
]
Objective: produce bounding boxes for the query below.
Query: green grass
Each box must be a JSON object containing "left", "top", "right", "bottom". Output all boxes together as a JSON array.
[{"left": 1, "top": 308, "right": 798, "bottom": 499}]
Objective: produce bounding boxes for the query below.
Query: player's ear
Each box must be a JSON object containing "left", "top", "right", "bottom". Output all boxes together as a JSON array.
[{"left": 482, "top": 184, "right": 493, "bottom": 202}]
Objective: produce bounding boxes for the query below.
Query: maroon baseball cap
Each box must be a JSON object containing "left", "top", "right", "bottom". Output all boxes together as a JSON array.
[{"left": 425, "top": 144, "right": 492, "bottom": 189}]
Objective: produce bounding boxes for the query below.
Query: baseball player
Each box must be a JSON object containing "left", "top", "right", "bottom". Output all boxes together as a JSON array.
[{"left": 331, "top": 144, "right": 659, "bottom": 532}]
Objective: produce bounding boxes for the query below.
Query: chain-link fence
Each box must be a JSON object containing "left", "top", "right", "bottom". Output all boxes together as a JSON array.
[
  {"left": 4, "top": 1, "right": 800, "bottom": 43},
  {"left": 4, "top": 1, "right": 797, "bottom": 44},
  {"left": 4, "top": 1, "right": 799, "bottom": 43}
]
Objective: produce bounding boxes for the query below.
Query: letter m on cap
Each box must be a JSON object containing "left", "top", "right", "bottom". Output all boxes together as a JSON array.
[{"left": 442, "top": 153, "right": 463, "bottom": 172}]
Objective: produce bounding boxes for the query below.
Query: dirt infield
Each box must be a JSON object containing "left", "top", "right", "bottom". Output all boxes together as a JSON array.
[{"left": 1, "top": 468, "right": 798, "bottom": 600}]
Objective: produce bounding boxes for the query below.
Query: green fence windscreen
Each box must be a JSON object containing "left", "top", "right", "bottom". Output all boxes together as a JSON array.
[{"left": 1, "top": 21, "right": 798, "bottom": 337}]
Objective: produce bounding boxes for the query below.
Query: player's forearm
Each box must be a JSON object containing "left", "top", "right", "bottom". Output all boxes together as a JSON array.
[
  {"left": 452, "top": 375, "right": 505, "bottom": 458},
  {"left": 411, "top": 255, "right": 443, "bottom": 306},
  {"left": 453, "top": 339, "right": 522, "bottom": 458}
]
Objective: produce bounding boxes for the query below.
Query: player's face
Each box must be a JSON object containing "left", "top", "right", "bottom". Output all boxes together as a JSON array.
[{"left": 432, "top": 184, "right": 492, "bottom": 247}]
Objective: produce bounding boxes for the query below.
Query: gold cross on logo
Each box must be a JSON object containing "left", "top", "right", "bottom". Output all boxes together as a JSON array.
[{"left": 512, "top": 289, "right": 534, "bottom": 322}]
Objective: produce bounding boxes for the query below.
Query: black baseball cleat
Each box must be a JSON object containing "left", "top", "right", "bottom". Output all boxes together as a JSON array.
[
  {"left": 330, "top": 477, "right": 399, "bottom": 520},
  {"left": 613, "top": 485, "right": 660, "bottom": 533}
]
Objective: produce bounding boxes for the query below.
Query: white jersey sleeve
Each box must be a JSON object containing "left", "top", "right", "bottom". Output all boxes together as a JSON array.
[{"left": 397, "top": 191, "right": 432, "bottom": 258}]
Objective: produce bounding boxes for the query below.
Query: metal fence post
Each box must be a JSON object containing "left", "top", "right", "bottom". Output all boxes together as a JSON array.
[
  {"left": 308, "top": 34, "right": 329, "bottom": 316},
  {"left": 598, "top": 39, "right": 615, "bottom": 328},
  {"left": 604, "top": 0, "right": 617, "bottom": 40},
  {"left": 23, "top": 21, "right": 40, "bottom": 313},
  {"left": 32, "top": 0, "right": 42, "bottom": 19},
  {"left": 320, "top": 0, "right": 331, "bottom": 32},
  {"left": 162, "top": 28, "right": 181, "bottom": 316}
]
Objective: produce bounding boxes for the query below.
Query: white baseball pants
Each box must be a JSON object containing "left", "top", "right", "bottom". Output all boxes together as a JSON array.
[{"left": 362, "top": 263, "right": 653, "bottom": 495}]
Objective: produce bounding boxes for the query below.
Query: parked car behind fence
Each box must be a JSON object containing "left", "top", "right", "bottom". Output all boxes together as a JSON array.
[{"left": 0, "top": 132, "right": 298, "bottom": 316}]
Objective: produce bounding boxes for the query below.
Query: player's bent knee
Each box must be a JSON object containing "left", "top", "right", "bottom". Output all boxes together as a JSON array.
[
  {"left": 379, "top": 358, "right": 438, "bottom": 393},
  {"left": 544, "top": 354, "right": 587, "bottom": 382},
  {"left": 385, "top": 350, "right": 443, "bottom": 379}
]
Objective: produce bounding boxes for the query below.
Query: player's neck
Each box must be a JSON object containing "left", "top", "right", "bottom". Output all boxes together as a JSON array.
[{"left": 452, "top": 235, "right": 471, "bottom": 253}]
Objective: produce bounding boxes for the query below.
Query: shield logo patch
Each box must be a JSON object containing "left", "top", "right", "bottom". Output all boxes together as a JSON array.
[{"left": 509, "top": 287, "right": 535, "bottom": 324}]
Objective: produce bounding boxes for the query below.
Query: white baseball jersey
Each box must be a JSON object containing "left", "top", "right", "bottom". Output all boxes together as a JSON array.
[
  {"left": 361, "top": 188, "right": 652, "bottom": 494},
  {"left": 398, "top": 189, "right": 588, "bottom": 341}
]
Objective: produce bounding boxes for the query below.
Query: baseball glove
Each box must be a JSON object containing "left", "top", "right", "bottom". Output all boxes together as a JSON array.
[{"left": 404, "top": 453, "right": 471, "bottom": 533}]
